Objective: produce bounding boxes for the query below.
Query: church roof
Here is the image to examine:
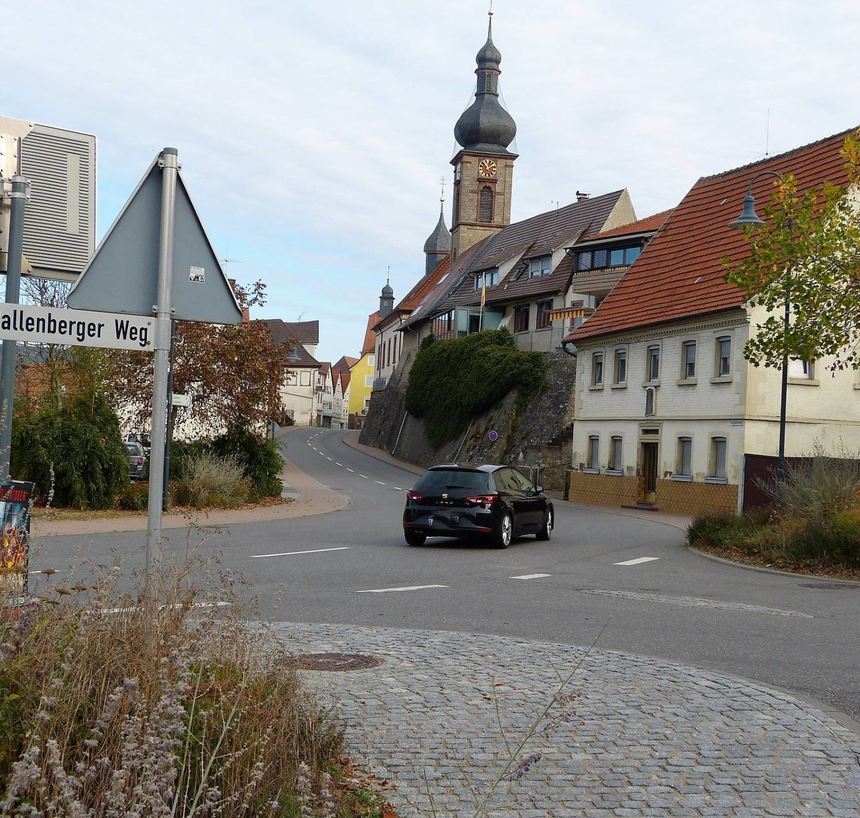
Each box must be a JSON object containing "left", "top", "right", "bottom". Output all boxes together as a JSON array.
[
  {"left": 567, "top": 127, "right": 856, "bottom": 344},
  {"left": 423, "top": 207, "right": 452, "bottom": 254}
]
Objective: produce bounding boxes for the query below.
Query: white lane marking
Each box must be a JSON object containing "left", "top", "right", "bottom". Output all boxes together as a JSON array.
[
  {"left": 326, "top": 457, "right": 333, "bottom": 461},
  {"left": 251, "top": 546, "right": 351, "bottom": 559},
  {"left": 318, "top": 451, "right": 325, "bottom": 456},
  {"left": 346, "top": 468, "right": 355, "bottom": 473},
  {"left": 581, "top": 589, "right": 813, "bottom": 619},
  {"left": 614, "top": 557, "right": 660, "bottom": 566},
  {"left": 375, "top": 480, "right": 386, "bottom": 485},
  {"left": 336, "top": 462, "right": 343, "bottom": 467},
  {"left": 357, "top": 584, "right": 448, "bottom": 594},
  {"left": 29, "top": 569, "right": 60, "bottom": 575},
  {"left": 394, "top": 487, "right": 404, "bottom": 491},
  {"left": 510, "top": 573, "right": 551, "bottom": 580},
  {"left": 359, "top": 474, "right": 369, "bottom": 479}
]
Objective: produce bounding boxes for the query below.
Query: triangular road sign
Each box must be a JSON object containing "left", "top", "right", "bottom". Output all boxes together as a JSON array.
[{"left": 67, "top": 155, "right": 242, "bottom": 324}]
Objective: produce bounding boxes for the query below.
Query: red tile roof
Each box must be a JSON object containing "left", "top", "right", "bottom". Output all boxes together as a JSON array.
[
  {"left": 581, "top": 209, "right": 673, "bottom": 241},
  {"left": 362, "top": 311, "right": 380, "bottom": 355},
  {"left": 332, "top": 355, "right": 358, "bottom": 373},
  {"left": 568, "top": 128, "right": 856, "bottom": 343}
]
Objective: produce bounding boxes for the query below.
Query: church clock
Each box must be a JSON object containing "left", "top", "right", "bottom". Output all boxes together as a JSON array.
[{"left": 478, "top": 158, "right": 497, "bottom": 178}]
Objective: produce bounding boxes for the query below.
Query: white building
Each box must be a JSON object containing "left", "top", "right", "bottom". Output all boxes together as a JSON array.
[
  {"left": 566, "top": 128, "right": 860, "bottom": 517},
  {"left": 263, "top": 319, "right": 321, "bottom": 426}
]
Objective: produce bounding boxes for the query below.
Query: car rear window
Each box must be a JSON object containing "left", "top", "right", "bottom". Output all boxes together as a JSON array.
[{"left": 413, "top": 469, "right": 489, "bottom": 493}]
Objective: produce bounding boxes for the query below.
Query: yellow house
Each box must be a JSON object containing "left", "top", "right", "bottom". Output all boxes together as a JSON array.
[{"left": 348, "top": 311, "right": 379, "bottom": 420}]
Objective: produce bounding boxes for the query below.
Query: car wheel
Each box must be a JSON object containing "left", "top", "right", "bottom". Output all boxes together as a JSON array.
[
  {"left": 494, "top": 513, "right": 513, "bottom": 549},
  {"left": 536, "top": 508, "right": 553, "bottom": 541},
  {"left": 404, "top": 530, "right": 426, "bottom": 547}
]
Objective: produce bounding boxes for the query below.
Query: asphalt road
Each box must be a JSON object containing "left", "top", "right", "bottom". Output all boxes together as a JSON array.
[{"left": 32, "top": 427, "right": 860, "bottom": 725}]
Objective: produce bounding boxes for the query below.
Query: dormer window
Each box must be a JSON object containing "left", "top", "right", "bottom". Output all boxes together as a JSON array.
[
  {"left": 576, "top": 245, "right": 641, "bottom": 271},
  {"left": 473, "top": 268, "right": 500, "bottom": 291},
  {"left": 528, "top": 256, "right": 552, "bottom": 277}
]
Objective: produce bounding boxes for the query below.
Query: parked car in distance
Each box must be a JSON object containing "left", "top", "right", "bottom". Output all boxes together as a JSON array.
[
  {"left": 125, "top": 432, "right": 151, "bottom": 458},
  {"left": 403, "top": 464, "right": 554, "bottom": 548},
  {"left": 126, "top": 441, "right": 148, "bottom": 481}
]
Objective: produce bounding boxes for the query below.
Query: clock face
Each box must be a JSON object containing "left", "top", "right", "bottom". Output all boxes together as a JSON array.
[{"left": 478, "top": 159, "right": 497, "bottom": 178}]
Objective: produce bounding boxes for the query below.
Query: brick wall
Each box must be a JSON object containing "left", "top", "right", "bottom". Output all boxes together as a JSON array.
[
  {"left": 568, "top": 473, "right": 640, "bottom": 507},
  {"left": 655, "top": 479, "right": 738, "bottom": 516}
]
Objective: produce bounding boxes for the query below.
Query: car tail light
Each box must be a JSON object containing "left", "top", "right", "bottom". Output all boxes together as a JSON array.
[
  {"left": 136, "top": 457, "right": 145, "bottom": 466},
  {"left": 406, "top": 491, "right": 424, "bottom": 502},
  {"left": 466, "top": 494, "right": 497, "bottom": 506}
]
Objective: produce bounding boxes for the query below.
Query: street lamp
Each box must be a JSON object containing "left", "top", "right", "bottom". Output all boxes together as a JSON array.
[{"left": 729, "top": 170, "right": 790, "bottom": 483}]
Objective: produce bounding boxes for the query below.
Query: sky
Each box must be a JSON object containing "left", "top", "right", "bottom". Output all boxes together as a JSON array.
[{"left": 4, "top": 0, "right": 860, "bottom": 364}]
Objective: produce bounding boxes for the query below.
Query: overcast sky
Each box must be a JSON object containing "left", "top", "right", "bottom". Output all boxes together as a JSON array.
[{"left": 5, "top": 0, "right": 860, "bottom": 363}]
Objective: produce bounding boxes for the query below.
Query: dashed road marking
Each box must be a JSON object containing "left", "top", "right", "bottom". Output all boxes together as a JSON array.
[
  {"left": 615, "top": 556, "right": 660, "bottom": 566},
  {"left": 347, "top": 468, "right": 355, "bottom": 473},
  {"left": 359, "top": 474, "right": 369, "bottom": 479},
  {"left": 251, "top": 547, "right": 351, "bottom": 559},
  {"left": 510, "top": 573, "right": 551, "bottom": 580},
  {"left": 326, "top": 457, "right": 333, "bottom": 461},
  {"left": 357, "top": 584, "right": 448, "bottom": 594},
  {"left": 336, "top": 462, "right": 343, "bottom": 466},
  {"left": 375, "top": 480, "right": 386, "bottom": 485},
  {"left": 581, "top": 589, "right": 813, "bottom": 618}
]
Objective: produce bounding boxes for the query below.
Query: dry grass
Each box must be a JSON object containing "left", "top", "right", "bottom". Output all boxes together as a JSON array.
[
  {"left": 0, "top": 563, "right": 389, "bottom": 817},
  {"left": 172, "top": 452, "right": 253, "bottom": 509}
]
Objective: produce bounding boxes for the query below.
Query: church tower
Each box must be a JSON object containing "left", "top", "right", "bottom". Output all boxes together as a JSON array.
[
  {"left": 423, "top": 191, "right": 452, "bottom": 275},
  {"left": 451, "top": 11, "right": 518, "bottom": 259}
]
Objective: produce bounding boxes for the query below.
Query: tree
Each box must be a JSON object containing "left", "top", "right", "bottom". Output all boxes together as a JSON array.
[
  {"left": 725, "top": 132, "right": 860, "bottom": 370},
  {"left": 98, "top": 280, "right": 289, "bottom": 438}
]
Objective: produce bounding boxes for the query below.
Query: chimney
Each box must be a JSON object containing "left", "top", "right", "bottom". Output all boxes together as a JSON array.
[
  {"left": 576, "top": 191, "right": 590, "bottom": 202},
  {"left": 227, "top": 278, "right": 251, "bottom": 325}
]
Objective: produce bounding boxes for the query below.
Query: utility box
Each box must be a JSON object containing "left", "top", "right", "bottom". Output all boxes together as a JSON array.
[{"left": 0, "top": 115, "right": 96, "bottom": 282}]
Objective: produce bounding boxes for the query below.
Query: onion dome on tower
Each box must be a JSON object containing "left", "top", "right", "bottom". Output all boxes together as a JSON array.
[
  {"left": 454, "top": 12, "right": 517, "bottom": 155},
  {"left": 379, "top": 273, "right": 394, "bottom": 319},
  {"left": 423, "top": 191, "right": 451, "bottom": 275}
]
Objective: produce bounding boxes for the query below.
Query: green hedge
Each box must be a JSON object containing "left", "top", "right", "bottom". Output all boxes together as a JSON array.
[{"left": 405, "top": 330, "right": 547, "bottom": 448}]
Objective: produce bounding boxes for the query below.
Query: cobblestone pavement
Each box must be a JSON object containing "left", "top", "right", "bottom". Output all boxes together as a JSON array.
[{"left": 272, "top": 623, "right": 860, "bottom": 818}]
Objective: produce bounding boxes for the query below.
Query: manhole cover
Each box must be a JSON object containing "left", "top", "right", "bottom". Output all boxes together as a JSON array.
[
  {"left": 284, "top": 652, "right": 384, "bottom": 671},
  {"left": 798, "top": 582, "right": 859, "bottom": 590}
]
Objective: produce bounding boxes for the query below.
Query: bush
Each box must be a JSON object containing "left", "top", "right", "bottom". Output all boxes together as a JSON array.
[
  {"left": 405, "top": 329, "right": 547, "bottom": 447},
  {"left": 774, "top": 447, "right": 860, "bottom": 523},
  {"left": 115, "top": 481, "right": 149, "bottom": 511},
  {"left": 11, "top": 394, "right": 128, "bottom": 509},
  {"left": 211, "top": 429, "right": 283, "bottom": 498},
  {"left": 687, "top": 513, "right": 759, "bottom": 549},
  {"left": 172, "top": 451, "right": 251, "bottom": 508},
  {"left": 167, "top": 439, "right": 208, "bottom": 481},
  {"left": 0, "top": 566, "right": 377, "bottom": 816}
]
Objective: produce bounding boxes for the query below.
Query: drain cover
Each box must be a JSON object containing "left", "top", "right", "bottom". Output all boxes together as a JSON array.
[
  {"left": 285, "top": 652, "right": 384, "bottom": 671},
  {"left": 798, "top": 582, "right": 859, "bottom": 590}
]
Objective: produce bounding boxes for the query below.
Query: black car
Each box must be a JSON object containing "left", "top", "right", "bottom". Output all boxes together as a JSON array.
[{"left": 403, "top": 464, "right": 554, "bottom": 548}]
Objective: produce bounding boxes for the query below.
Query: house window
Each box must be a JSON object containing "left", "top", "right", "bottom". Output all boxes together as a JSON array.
[
  {"left": 608, "top": 436, "right": 622, "bottom": 472},
  {"left": 529, "top": 256, "right": 552, "bottom": 277},
  {"left": 536, "top": 300, "right": 553, "bottom": 330},
  {"left": 285, "top": 371, "right": 297, "bottom": 386},
  {"left": 473, "top": 269, "right": 500, "bottom": 291},
  {"left": 710, "top": 437, "right": 727, "bottom": 480},
  {"left": 300, "top": 371, "right": 311, "bottom": 386},
  {"left": 514, "top": 305, "right": 530, "bottom": 333},
  {"left": 368, "top": 354, "right": 375, "bottom": 366},
  {"left": 591, "top": 352, "right": 604, "bottom": 386},
  {"left": 613, "top": 349, "right": 627, "bottom": 384},
  {"left": 575, "top": 245, "right": 641, "bottom": 271},
  {"left": 644, "top": 386, "right": 656, "bottom": 416},
  {"left": 716, "top": 337, "right": 732, "bottom": 376},
  {"left": 365, "top": 374, "right": 373, "bottom": 387},
  {"left": 587, "top": 436, "right": 600, "bottom": 470},
  {"left": 479, "top": 186, "right": 494, "bottom": 223},
  {"left": 788, "top": 359, "right": 814, "bottom": 379},
  {"left": 646, "top": 345, "right": 660, "bottom": 382},
  {"left": 682, "top": 341, "right": 697, "bottom": 379},
  {"left": 677, "top": 437, "right": 692, "bottom": 476}
]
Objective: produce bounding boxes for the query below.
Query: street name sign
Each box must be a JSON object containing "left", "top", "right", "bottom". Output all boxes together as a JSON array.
[
  {"left": 171, "top": 393, "right": 191, "bottom": 408},
  {"left": 0, "top": 303, "right": 154, "bottom": 351}
]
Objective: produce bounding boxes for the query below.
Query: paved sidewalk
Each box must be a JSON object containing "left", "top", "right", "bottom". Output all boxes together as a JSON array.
[{"left": 274, "top": 622, "right": 860, "bottom": 818}]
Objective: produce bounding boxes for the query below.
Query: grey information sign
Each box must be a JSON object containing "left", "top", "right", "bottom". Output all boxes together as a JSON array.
[{"left": 67, "top": 158, "right": 242, "bottom": 325}]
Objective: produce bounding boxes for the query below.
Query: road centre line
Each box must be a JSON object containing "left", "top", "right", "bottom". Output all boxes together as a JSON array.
[
  {"left": 510, "top": 573, "right": 551, "bottom": 580},
  {"left": 346, "top": 468, "right": 354, "bottom": 472},
  {"left": 360, "top": 474, "right": 368, "bottom": 479},
  {"left": 581, "top": 589, "right": 813, "bottom": 618},
  {"left": 375, "top": 480, "right": 386, "bottom": 485},
  {"left": 615, "top": 556, "right": 660, "bottom": 566},
  {"left": 326, "top": 457, "right": 333, "bottom": 461},
  {"left": 336, "top": 462, "right": 343, "bottom": 466},
  {"left": 357, "top": 584, "right": 448, "bottom": 594},
  {"left": 251, "top": 546, "right": 351, "bottom": 559}
]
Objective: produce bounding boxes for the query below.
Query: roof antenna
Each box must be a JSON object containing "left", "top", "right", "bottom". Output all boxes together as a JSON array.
[{"left": 765, "top": 107, "right": 771, "bottom": 157}]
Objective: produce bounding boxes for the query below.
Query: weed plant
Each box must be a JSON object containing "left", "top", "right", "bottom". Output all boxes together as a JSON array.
[
  {"left": 172, "top": 452, "right": 252, "bottom": 509},
  {"left": 0, "top": 563, "right": 386, "bottom": 817}
]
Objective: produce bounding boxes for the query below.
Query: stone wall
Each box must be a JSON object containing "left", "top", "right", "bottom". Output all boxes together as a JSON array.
[{"left": 360, "top": 352, "right": 576, "bottom": 489}]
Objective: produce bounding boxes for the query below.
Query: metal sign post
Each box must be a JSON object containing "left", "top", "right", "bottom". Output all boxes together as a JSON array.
[
  {"left": 0, "top": 176, "right": 30, "bottom": 479},
  {"left": 144, "top": 148, "right": 178, "bottom": 595}
]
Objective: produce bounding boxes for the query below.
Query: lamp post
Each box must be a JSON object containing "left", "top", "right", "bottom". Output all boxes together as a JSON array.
[{"left": 729, "top": 170, "right": 790, "bottom": 484}]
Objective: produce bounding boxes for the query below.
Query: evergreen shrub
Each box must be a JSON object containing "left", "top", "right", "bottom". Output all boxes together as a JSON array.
[
  {"left": 405, "top": 329, "right": 547, "bottom": 447},
  {"left": 11, "top": 395, "right": 128, "bottom": 509}
]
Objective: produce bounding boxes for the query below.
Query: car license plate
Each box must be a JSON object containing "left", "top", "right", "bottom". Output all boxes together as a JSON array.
[
  {"left": 451, "top": 515, "right": 459, "bottom": 525},
  {"left": 427, "top": 515, "right": 434, "bottom": 526}
]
